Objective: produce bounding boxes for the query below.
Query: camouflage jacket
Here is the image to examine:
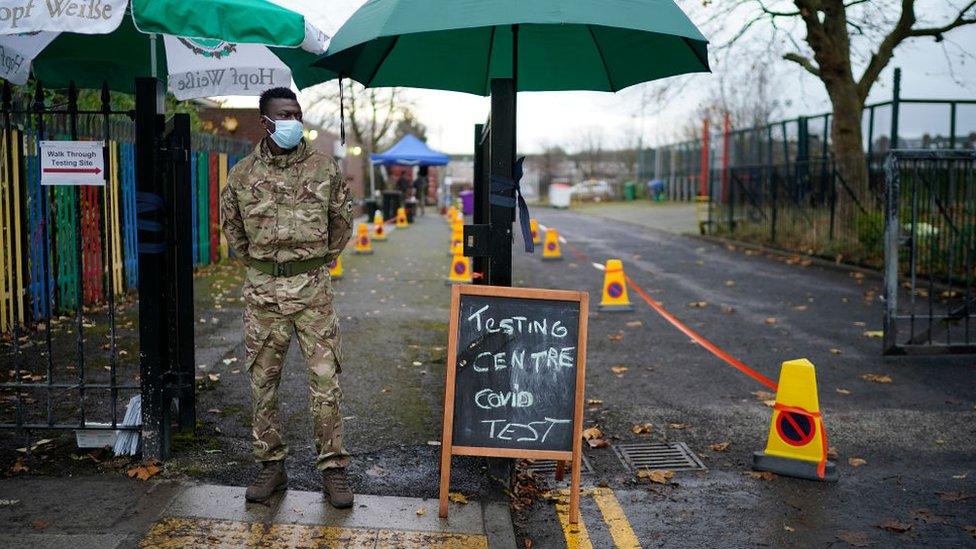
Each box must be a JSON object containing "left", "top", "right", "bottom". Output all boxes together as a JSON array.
[{"left": 220, "top": 139, "right": 353, "bottom": 314}]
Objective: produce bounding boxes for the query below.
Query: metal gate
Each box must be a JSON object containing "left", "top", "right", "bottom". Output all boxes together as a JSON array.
[
  {"left": 0, "top": 78, "right": 197, "bottom": 460},
  {"left": 883, "top": 150, "right": 976, "bottom": 355}
]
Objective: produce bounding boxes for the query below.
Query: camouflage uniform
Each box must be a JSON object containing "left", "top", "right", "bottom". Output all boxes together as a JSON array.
[{"left": 220, "top": 139, "right": 353, "bottom": 470}]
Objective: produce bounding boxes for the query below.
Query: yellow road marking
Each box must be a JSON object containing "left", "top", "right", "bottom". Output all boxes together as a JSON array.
[
  {"left": 548, "top": 489, "right": 593, "bottom": 549},
  {"left": 592, "top": 488, "right": 641, "bottom": 548},
  {"left": 140, "top": 517, "right": 488, "bottom": 548}
]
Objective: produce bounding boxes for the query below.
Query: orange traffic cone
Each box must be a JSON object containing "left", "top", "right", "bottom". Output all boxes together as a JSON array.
[
  {"left": 753, "top": 359, "right": 837, "bottom": 482},
  {"left": 372, "top": 211, "right": 388, "bottom": 241},
  {"left": 542, "top": 229, "right": 562, "bottom": 261},
  {"left": 329, "top": 256, "right": 344, "bottom": 280},
  {"left": 449, "top": 222, "right": 464, "bottom": 256},
  {"left": 598, "top": 259, "right": 634, "bottom": 311},
  {"left": 446, "top": 253, "right": 473, "bottom": 284},
  {"left": 353, "top": 223, "right": 373, "bottom": 255},
  {"left": 396, "top": 207, "right": 409, "bottom": 228},
  {"left": 530, "top": 218, "right": 542, "bottom": 246}
]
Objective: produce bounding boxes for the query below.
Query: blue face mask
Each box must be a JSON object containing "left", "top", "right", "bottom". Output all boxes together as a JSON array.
[{"left": 264, "top": 116, "right": 304, "bottom": 149}]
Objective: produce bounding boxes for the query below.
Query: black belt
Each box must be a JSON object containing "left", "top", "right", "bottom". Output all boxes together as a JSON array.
[{"left": 247, "top": 256, "right": 329, "bottom": 277}]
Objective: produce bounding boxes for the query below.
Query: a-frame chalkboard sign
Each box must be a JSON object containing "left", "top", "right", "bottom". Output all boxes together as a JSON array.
[{"left": 438, "top": 284, "right": 588, "bottom": 524}]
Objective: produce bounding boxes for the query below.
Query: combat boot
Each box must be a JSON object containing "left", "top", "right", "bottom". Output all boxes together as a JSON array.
[
  {"left": 322, "top": 468, "right": 354, "bottom": 508},
  {"left": 245, "top": 461, "right": 287, "bottom": 502}
]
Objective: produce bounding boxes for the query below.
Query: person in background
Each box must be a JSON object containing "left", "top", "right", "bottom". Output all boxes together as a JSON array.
[{"left": 413, "top": 166, "right": 428, "bottom": 215}]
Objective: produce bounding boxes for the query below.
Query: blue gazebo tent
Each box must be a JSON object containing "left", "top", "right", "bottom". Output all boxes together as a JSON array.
[{"left": 370, "top": 134, "right": 449, "bottom": 166}]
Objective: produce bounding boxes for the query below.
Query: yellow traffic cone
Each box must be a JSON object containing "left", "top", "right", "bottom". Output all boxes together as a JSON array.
[
  {"left": 598, "top": 259, "right": 634, "bottom": 311},
  {"left": 446, "top": 253, "right": 473, "bottom": 284},
  {"left": 542, "top": 228, "right": 562, "bottom": 261},
  {"left": 353, "top": 223, "right": 373, "bottom": 255},
  {"left": 373, "top": 210, "right": 388, "bottom": 241},
  {"left": 446, "top": 205, "right": 457, "bottom": 224},
  {"left": 329, "top": 256, "right": 344, "bottom": 280},
  {"left": 449, "top": 222, "right": 464, "bottom": 256},
  {"left": 396, "top": 207, "right": 409, "bottom": 228},
  {"left": 752, "top": 359, "right": 837, "bottom": 481},
  {"left": 530, "top": 218, "right": 542, "bottom": 246}
]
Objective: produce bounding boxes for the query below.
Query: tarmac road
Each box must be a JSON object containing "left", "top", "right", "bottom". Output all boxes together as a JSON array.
[{"left": 514, "top": 206, "right": 975, "bottom": 547}]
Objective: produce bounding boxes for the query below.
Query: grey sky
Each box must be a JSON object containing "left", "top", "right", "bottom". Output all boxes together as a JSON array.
[{"left": 258, "top": 0, "right": 976, "bottom": 154}]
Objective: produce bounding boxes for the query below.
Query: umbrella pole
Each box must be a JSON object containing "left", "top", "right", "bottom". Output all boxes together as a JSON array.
[{"left": 150, "top": 33, "right": 158, "bottom": 79}]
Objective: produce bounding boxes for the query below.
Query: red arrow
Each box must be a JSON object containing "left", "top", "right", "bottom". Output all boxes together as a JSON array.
[{"left": 43, "top": 167, "right": 102, "bottom": 175}]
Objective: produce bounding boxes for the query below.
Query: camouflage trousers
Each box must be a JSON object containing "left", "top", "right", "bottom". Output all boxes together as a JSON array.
[{"left": 243, "top": 302, "right": 349, "bottom": 470}]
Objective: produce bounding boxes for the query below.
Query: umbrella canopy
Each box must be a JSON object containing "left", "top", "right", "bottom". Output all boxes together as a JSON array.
[
  {"left": 1, "top": 0, "right": 305, "bottom": 45},
  {"left": 0, "top": 0, "right": 335, "bottom": 97},
  {"left": 315, "top": 0, "right": 708, "bottom": 95},
  {"left": 371, "top": 134, "right": 449, "bottom": 166}
]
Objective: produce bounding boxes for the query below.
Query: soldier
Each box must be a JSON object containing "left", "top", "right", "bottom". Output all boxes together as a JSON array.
[{"left": 220, "top": 87, "right": 354, "bottom": 508}]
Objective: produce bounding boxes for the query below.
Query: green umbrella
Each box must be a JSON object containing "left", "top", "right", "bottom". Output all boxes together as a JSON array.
[
  {"left": 0, "top": 0, "right": 335, "bottom": 95},
  {"left": 315, "top": 0, "right": 709, "bottom": 95},
  {"left": 130, "top": 0, "right": 307, "bottom": 47}
]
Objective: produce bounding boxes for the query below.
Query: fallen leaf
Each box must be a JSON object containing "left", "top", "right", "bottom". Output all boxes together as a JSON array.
[
  {"left": 688, "top": 301, "right": 708, "bottom": 308},
  {"left": 381, "top": 387, "right": 391, "bottom": 393},
  {"left": 127, "top": 461, "right": 161, "bottom": 481},
  {"left": 415, "top": 507, "right": 426, "bottom": 516},
  {"left": 848, "top": 457, "right": 867, "bottom": 467},
  {"left": 9, "top": 458, "right": 28, "bottom": 473},
  {"left": 784, "top": 525, "right": 795, "bottom": 532},
  {"left": 631, "top": 423, "right": 653, "bottom": 435},
  {"left": 725, "top": 280, "right": 736, "bottom": 287},
  {"left": 952, "top": 473, "right": 968, "bottom": 479},
  {"left": 607, "top": 333, "right": 624, "bottom": 342},
  {"left": 448, "top": 492, "right": 468, "bottom": 504},
  {"left": 207, "top": 408, "right": 221, "bottom": 414},
  {"left": 878, "top": 520, "right": 912, "bottom": 533},
  {"left": 427, "top": 440, "right": 441, "bottom": 446},
  {"left": 753, "top": 390, "right": 776, "bottom": 401},
  {"left": 793, "top": 305, "right": 808, "bottom": 311},
  {"left": 836, "top": 388, "right": 852, "bottom": 395},
  {"left": 748, "top": 471, "right": 776, "bottom": 480},
  {"left": 862, "top": 330, "right": 884, "bottom": 338},
  {"left": 709, "top": 442, "right": 731, "bottom": 452},
  {"left": 586, "top": 399, "right": 604, "bottom": 406},
  {"left": 764, "top": 317, "right": 778, "bottom": 325},
  {"left": 837, "top": 530, "right": 872, "bottom": 547},
  {"left": 668, "top": 423, "right": 690, "bottom": 430},
  {"left": 222, "top": 357, "right": 238, "bottom": 365},
  {"left": 412, "top": 361, "right": 422, "bottom": 366},
  {"left": 721, "top": 305, "right": 736, "bottom": 314},
  {"left": 637, "top": 469, "right": 674, "bottom": 484},
  {"left": 581, "top": 427, "right": 609, "bottom": 448},
  {"left": 523, "top": 538, "right": 534, "bottom": 549},
  {"left": 861, "top": 373, "right": 892, "bottom": 383},
  {"left": 626, "top": 321, "right": 643, "bottom": 328},
  {"left": 827, "top": 446, "right": 839, "bottom": 459},
  {"left": 830, "top": 348, "right": 843, "bottom": 355},
  {"left": 581, "top": 427, "right": 603, "bottom": 440},
  {"left": 610, "top": 365, "right": 628, "bottom": 375},
  {"left": 207, "top": 373, "right": 220, "bottom": 382}
]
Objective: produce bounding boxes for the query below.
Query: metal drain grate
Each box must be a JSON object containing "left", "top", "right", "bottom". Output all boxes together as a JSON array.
[
  {"left": 612, "top": 442, "right": 706, "bottom": 472},
  {"left": 525, "top": 455, "right": 594, "bottom": 476}
]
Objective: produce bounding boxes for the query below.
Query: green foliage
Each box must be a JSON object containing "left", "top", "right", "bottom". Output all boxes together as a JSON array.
[{"left": 855, "top": 211, "right": 885, "bottom": 257}]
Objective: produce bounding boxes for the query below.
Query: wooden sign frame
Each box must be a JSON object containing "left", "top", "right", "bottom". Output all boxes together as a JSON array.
[{"left": 438, "top": 284, "right": 589, "bottom": 524}]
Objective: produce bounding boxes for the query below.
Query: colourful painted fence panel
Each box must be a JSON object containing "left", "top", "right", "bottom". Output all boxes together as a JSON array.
[{"left": 0, "top": 121, "right": 248, "bottom": 333}]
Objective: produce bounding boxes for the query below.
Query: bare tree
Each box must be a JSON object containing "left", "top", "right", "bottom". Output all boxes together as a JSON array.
[
  {"left": 574, "top": 128, "right": 606, "bottom": 180},
  {"left": 535, "top": 140, "right": 568, "bottom": 196},
  {"left": 709, "top": 0, "right": 976, "bottom": 189},
  {"left": 305, "top": 81, "right": 414, "bottom": 190}
]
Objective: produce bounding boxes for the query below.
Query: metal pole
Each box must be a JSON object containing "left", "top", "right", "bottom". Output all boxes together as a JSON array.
[
  {"left": 170, "top": 113, "right": 195, "bottom": 433},
  {"left": 135, "top": 77, "right": 167, "bottom": 460},
  {"left": 150, "top": 34, "right": 158, "bottom": 79},
  {"left": 67, "top": 82, "right": 86, "bottom": 428},
  {"left": 699, "top": 118, "right": 709, "bottom": 196},
  {"left": 882, "top": 154, "right": 900, "bottom": 354},
  {"left": 891, "top": 68, "right": 901, "bottom": 150},
  {"left": 473, "top": 123, "right": 488, "bottom": 284}
]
